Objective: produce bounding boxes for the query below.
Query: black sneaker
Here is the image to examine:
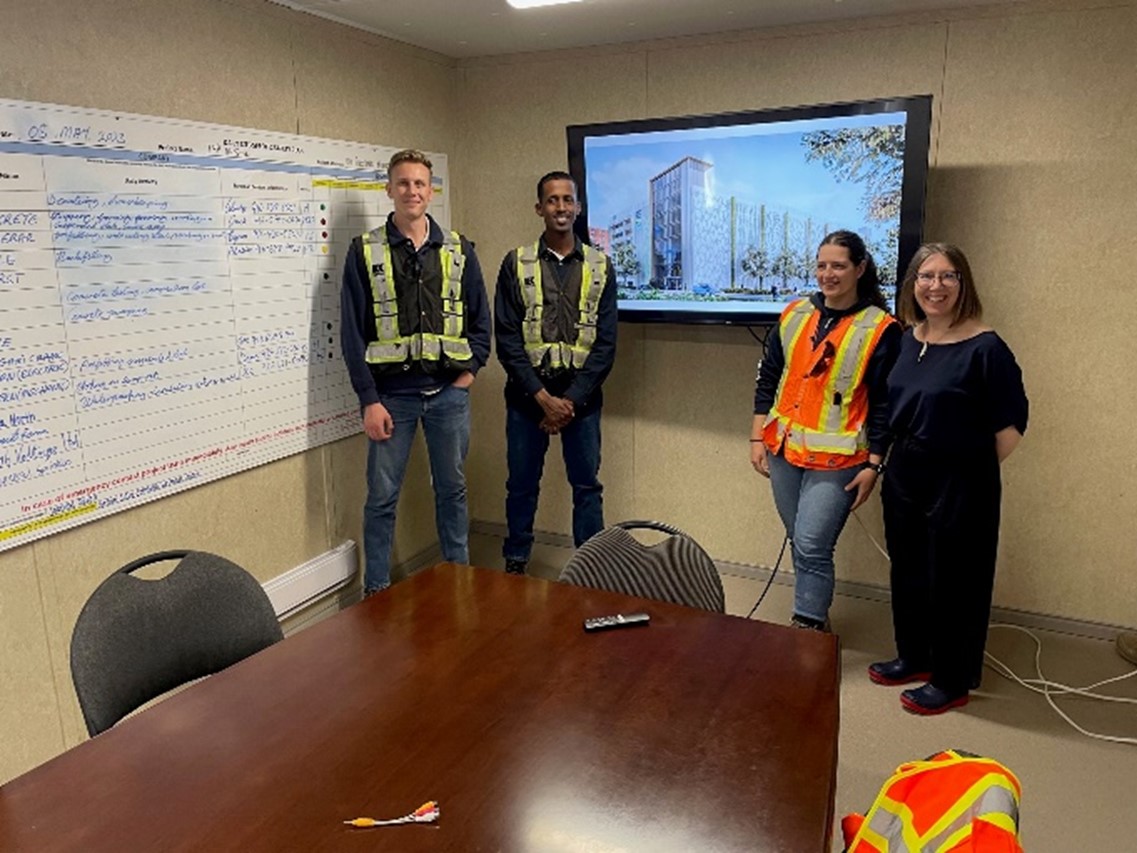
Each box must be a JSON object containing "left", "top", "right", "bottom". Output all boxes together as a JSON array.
[
  {"left": 504, "top": 559, "right": 527, "bottom": 575},
  {"left": 789, "top": 614, "right": 831, "bottom": 632}
]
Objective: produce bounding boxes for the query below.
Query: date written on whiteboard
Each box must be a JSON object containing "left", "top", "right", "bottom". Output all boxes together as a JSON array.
[{"left": 26, "top": 122, "right": 128, "bottom": 146}]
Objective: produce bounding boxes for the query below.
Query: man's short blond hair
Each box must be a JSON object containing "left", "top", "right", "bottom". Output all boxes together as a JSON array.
[{"left": 388, "top": 149, "right": 432, "bottom": 174}]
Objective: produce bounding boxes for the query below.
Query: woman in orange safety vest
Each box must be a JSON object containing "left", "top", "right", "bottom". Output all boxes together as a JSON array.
[{"left": 751, "top": 230, "right": 900, "bottom": 630}]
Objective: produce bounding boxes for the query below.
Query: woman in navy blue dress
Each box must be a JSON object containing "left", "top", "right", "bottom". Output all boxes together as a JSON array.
[{"left": 869, "top": 243, "right": 1028, "bottom": 715}]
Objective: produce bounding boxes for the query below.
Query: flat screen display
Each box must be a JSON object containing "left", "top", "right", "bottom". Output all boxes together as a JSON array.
[{"left": 567, "top": 96, "right": 932, "bottom": 324}]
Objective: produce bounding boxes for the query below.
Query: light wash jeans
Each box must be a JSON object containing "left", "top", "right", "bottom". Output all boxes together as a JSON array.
[
  {"left": 503, "top": 404, "right": 603, "bottom": 562},
  {"left": 363, "top": 384, "right": 470, "bottom": 592},
  {"left": 767, "top": 450, "right": 859, "bottom": 623}
]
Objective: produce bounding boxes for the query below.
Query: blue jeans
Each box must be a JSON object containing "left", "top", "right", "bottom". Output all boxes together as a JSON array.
[
  {"left": 503, "top": 404, "right": 603, "bottom": 562},
  {"left": 767, "top": 450, "right": 859, "bottom": 622},
  {"left": 363, "top": 384, "right": 470, "bottom": 592}
]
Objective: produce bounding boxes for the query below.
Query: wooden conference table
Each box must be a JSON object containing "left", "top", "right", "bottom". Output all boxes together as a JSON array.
[{"left": 0, "top": 564, "right": 840, "bottom": 852}]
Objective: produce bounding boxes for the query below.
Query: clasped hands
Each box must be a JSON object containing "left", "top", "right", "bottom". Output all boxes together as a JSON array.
[{"left": 536, "top": 388, "right": 574, "bottom": 434}]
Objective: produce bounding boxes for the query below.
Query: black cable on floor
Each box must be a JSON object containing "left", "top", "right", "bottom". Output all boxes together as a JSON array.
[{"left": 746, "top": 535, "right": 789, "bottom": 619}]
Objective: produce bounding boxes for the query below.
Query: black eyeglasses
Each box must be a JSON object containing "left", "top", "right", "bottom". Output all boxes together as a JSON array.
[{"left": 916, "top": 271, "right": 960, "bottom": 286}]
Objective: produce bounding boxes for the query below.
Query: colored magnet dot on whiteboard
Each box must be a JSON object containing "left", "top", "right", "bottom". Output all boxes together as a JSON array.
[{"left": 322, "top": 246, "right": 329, "bottom": 254}]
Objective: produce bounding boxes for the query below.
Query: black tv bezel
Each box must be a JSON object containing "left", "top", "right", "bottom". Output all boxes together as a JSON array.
[{"left": 566, "top": 94, "right": 933, "bottom": 326}]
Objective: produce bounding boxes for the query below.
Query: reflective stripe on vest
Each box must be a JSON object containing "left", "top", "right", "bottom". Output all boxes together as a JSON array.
[
  {"left": 844, "top": 751, "right": 1023, "bottom": 852},
  {"left": 360, "top": 228, "right": 472, "bottom": 364},
  {"left": 516, "top": 242, "right": 607, "bottom": 370},
  {"left": 766, "top": 299, "right": 890, "bottom": 458}
]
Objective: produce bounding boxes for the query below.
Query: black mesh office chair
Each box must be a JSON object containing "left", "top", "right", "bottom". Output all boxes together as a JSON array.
[
  {"left": 70, "top": 550, "right": 284, "bottom": 737},
  {"left": 558, "top": 520, "right": 725, "bottom": 613}
]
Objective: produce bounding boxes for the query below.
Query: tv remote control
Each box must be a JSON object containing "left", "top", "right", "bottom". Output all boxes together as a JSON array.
[{"left": 583, "top": 613, "right": 650, "bottom": 632}]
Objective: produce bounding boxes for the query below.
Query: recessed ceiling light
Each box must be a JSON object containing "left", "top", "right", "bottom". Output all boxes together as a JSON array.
[{"left": 507, "top": 0, "right": 583, "bottom": 9}]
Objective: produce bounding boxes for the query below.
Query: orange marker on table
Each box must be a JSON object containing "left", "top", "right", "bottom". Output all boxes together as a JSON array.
[{"left": 345, "top": 801, "right": 440, "bottom": 827}]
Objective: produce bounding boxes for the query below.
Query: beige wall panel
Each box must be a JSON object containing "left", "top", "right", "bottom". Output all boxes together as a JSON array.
[
  {"left": 326, "top": 437, "right": 366, "bottom": 554},
  {"left": 455, "top": 51, "right": 648, "bottom": 264},
  {"left": 633, "top": 325, "right": 781, "bottom": 564},
  {"left": 593, "top": 341, "right": 641, "bottom": 527},
  {"left": 466, "top": 363, "right": 508, "bottom": 524},
  {"left": 642, "top": 22, "right": 945, "bottom": 118},
  {"left": 0, "top": 549, "right": 65, "bottom": 784},
  {"left": 456, "top": 52, "right": 648, "bottom": 534},
  {"left": 0, "top": 0, "right": 298, "bottom": 131},
  {"left": 929, "top": 6, "right": 1137, "bottom": 623},
  {"left": 291, "top": 19, "right": 457, "bottom": 153}
]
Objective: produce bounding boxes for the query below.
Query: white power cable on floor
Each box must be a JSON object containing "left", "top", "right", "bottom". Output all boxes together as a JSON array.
[
  {"left": 848, "top": 508, "right": 1137, "bottom": 745},
  {"left": 984, "top": 624, "right": 1137, "bottom": 746},
  {"left": 850, "top": 508, "right": 891, "bottom": 561}
]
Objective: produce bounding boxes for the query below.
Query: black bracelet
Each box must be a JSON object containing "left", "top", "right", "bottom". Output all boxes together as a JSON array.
[{"left": 866, "top": 461, "right": 885, "bottom": 474}]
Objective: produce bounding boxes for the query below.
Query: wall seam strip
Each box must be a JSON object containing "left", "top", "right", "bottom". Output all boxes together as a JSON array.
[{"left": 29, "top": 545, "right": 69, "bottom": 750}]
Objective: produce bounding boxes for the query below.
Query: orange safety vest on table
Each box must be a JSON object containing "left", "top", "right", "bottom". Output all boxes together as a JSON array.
[
  {"left": 762, "top": 298, "right": 895, "bottom": 469},
  {"left": 842, "top": 750, "right": 1023, "bottom": 852}
]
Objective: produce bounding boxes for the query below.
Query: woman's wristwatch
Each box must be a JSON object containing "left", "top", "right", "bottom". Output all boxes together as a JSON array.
[{"left": 866, "top": 461, "right": 885, "bottom": 474}]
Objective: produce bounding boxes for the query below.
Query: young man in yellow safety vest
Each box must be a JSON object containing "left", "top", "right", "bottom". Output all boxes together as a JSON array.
[
  {"left": 340, "top": 149, "right": 491, "bottom": 595},
  {"left": 493, "top": 171, "right": 618, "bottom": 575}
]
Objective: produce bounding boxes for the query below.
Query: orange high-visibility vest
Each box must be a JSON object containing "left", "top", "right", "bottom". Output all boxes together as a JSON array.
[
  {"left": 762, "top": 298, "right": 895, "bottom": 469},
  {"left": 842, "top": 750, "right": 1023, "bottom": 852}
]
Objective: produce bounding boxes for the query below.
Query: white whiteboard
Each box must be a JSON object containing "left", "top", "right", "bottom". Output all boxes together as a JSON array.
[{"left": 0, "top": 97, "right": 449, "bottom": 551}]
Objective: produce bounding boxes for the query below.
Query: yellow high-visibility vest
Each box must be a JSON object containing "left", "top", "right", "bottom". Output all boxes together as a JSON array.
[
  {"left": 515, "top": 242, "right": 607, "bottom": 371},
  {"left": 361, "top": 227, "right": 472, "bottom": 366}
]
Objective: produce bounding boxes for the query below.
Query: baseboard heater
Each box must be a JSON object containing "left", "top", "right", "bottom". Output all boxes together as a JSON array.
[{"left": 262, "top": 540, "right": 358, "bottom": 619}]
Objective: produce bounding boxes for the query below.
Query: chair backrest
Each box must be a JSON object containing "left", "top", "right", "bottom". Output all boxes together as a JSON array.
[
  {"left": 558, "top": 520, "right": 725, "bottom": 613},
  {"left": 70, "top": 550, "right": 284, "bottom": 737}
]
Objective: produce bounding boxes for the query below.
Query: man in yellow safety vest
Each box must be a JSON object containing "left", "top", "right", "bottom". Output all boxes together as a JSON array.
[
  {"left": 493, "top": 171, "right": 617, "bottom": 575},
  {"left": 340, "top": 149, "right": 491, "bottom": 595}
]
